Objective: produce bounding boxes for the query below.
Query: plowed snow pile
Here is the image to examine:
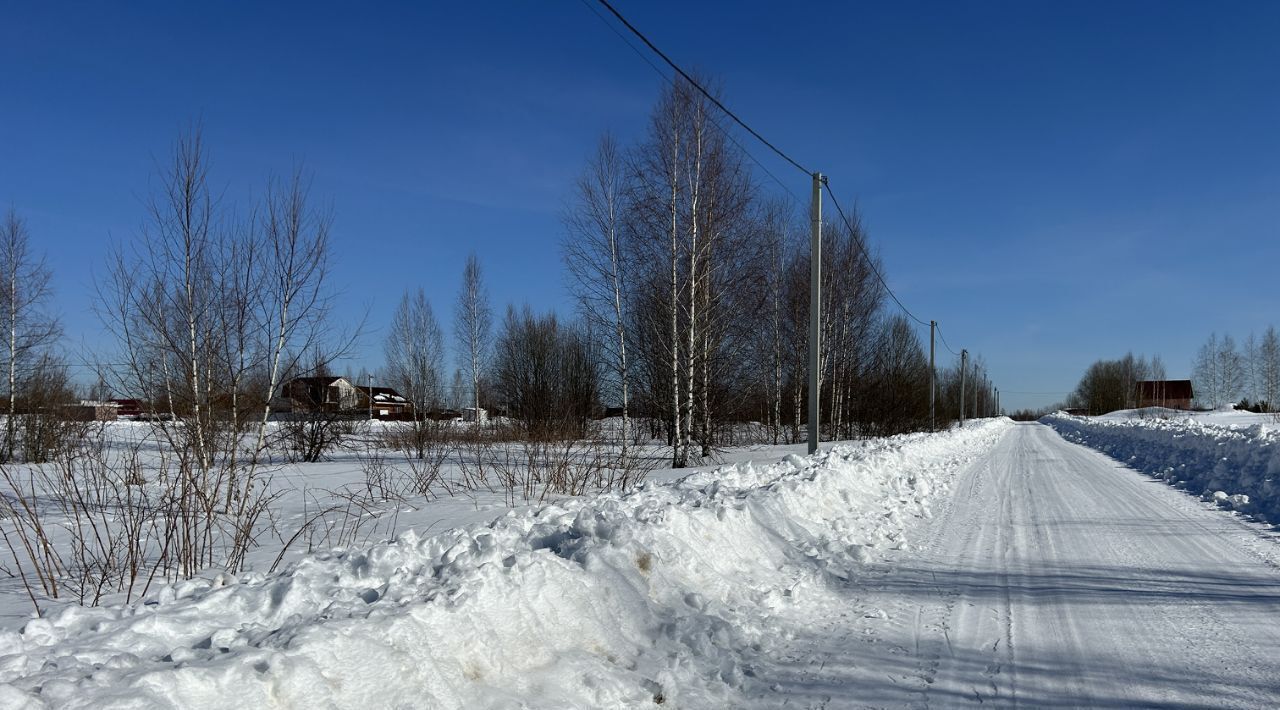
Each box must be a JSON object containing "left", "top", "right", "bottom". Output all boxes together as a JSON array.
[
  {"left": 1045, "top": 412, "right": 1280, "bottom": 519},
  {"left": 0, "top": 420, "right": 1010, "bottom": 709}
]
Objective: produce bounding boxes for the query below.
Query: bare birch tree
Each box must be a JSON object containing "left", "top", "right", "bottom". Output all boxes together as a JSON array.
[
  {"left": 564, "top": 133, "right": 632, "bottom": 460},
  {"left": 1243, "top": 332, "right": 1261, "bottom": 404},
  {"left": 454, "top": 254, "right": 492, "bottom": 417},
  {"left": 96, "top": 128, "right": 341, "bottom": 573},
  {"left": 0, "top": 209, "right": 62, "bottom": 462},
  {"left": 384, "top": 287, "right": 446, "bottom": 458},
  {"left": 1260, "top": 326, "right": 1280, "bottom": 410}
]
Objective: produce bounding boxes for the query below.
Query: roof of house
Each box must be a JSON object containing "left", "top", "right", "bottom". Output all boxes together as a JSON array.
[
  {"left": 1136, "top": 380, "right": 1194, "bottom": 399},
  {"left": 289, "top": 376, "right": 347, "bottom": 387},
  {"left": 354, "top": 385, "right": 408, "bottom": 404}
]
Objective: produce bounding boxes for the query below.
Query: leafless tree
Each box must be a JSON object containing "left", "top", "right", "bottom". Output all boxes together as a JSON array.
[
  {"left": 384, "top": 287, "right": 446, "bottom": 458},
  {"left": 492, "top": 306, "right": 597, "bottom": 440},
  {"left": 557, "top": 78, "right": 946, "bottom": 450},
  {"left": 1260, "top": 326, "right": 1280, "bottom": 410},
  {"left": 627, "top": 79, "right": 687, "bottom": 465},
  {"left": 94, "top": 127, "right": 343, "bottom": 574},
  {"left": 1193, "top": 333, "right": 1243, "bottom": 408},
  {"left": 564, "top": 133, "right": 633, "bottom": 461},
  {"left": 624, "top": 75, "right": 764, "bottom": 463},
  {"left": 1243, "top": 332, "right": 1261, "bottom": 404},
  {"left": 280, "top": 351, "right": 358, "bottom": 464},
  {"left": 454, "top": 253, "right": 492, "bottom": 416},
  {"left": 0, "top": 209, "right": 62, "bottom": 462},
  {"left": 854, "top": 316, "right": 930, "bottom": 436}
]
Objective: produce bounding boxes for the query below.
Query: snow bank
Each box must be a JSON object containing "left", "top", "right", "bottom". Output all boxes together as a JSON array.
[
  {"left": 1096, "top": 406, "right": 1276, "bottom": 430},
  {"left": 0, "top": 420, "right": 1011, "bottom": 709},
  {"left": 1044, "top": 413, "right": 1280, "bottom": 519}
]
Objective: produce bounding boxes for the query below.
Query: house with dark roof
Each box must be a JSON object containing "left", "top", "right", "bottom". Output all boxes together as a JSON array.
[
  {"left": 354, "top": 385, "right": 412, "bottom": 418},
  {"left": 282, "top": 376, "right": 413, "bottom": 418},
  {"left": 1136, "top": 380, "right": 1194, "bottom": 410},
  {"left": 284, "top": 376, "right": 363, "bottom": 413}
]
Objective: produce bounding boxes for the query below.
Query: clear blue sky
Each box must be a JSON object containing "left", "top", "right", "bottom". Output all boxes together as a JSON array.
[{"left": 3, "top": 1, "right": 1278, "bottom": 412}]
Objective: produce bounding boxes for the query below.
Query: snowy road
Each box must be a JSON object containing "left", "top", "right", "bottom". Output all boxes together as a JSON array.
[
  {"left": 7, "top": 420, "right": 1280, "bottom": 708},
  {"left": 764, "top": 421, "right": 1280, "bottom": 708}
]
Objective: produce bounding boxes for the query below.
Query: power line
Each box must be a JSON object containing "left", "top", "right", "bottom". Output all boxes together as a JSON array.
[
  {"left": 934, "top": 322, "right": 961, "bottom": 358},
  {"left": 593, "top": 0, "right": 813, "bottom": 177},
  {"left": 584, "top": 0, "right": 977, "bottom": 372},
  {"left": 578, "top": 0, "right": 805, "bottom": 206},
  {"left": 822, "top": 181, "right": 931, "bottom": 329}
]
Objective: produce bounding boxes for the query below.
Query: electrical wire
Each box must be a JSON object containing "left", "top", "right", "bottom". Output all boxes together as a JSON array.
[
  {"left": 578, "top": 0, "right": 806, "bottom": 207},
  {"left": 934, "top": 322, "right": 961, "bottom": 358},
  {"left": 584, "top": 0, "right": 977, "bottom": 369},
  {"left": 593, "top": 0, "right": 813, "bottom": 177},
  {"left": 822, "top": 181, "right": 932, "bottom": 329}
]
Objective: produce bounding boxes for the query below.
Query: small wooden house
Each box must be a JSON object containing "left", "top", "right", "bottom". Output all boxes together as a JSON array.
[
  {"left": 66, "top": 401, "right": 119, "bottom": 422},
  {"left": 354, "top": 386, "right": 412, "bottom": 418},
  {"left": 1136, "top": 380, "right": 1194, "bottom": 410},
  {"left": 284, "top": 376, "right": 363, "bottom": 413}
]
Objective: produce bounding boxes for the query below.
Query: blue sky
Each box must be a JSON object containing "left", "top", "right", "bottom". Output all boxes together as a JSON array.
[{"left": 3, "top": 1, "right": 1278, "bottom": 412}]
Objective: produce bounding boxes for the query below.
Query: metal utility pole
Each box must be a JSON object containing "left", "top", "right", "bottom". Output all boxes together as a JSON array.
[
  {"left": 929, "top": 320, "right": 936, "bottom": 430},
  {"left": 807, "top": 172, "right": 823, "bottom": 455},
  {"left": 960, "top": 349, "right": 968, "bottom": 427}
]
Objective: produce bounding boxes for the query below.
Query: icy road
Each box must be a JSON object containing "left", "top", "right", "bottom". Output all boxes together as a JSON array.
[{"left": 783, "top": 421, "right": 1280, "bottom": 708}]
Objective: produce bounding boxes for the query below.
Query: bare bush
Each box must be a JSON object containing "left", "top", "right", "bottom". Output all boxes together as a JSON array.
[
  {"left": 281, "top": 412, "right": 358, "bottom": 463},
  {"left": 0, "top": 427, "right": 279, "bottom": 614},
  {"left": 492, "top": 307, "right": 598, "bottom": 441},
  {"left": 268, "top": 487, "right": 399, "bottom": 572}
]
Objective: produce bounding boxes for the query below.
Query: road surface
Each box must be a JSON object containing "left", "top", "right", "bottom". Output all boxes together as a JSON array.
[{"left": 761, "top": 421, "right": 1280, "bottom": 708}]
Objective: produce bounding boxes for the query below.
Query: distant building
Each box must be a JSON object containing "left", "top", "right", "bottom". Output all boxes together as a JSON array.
[
  {"left": 67, "top": 400, "right": 119, "bottom": 422},
  {"left": 422, "top": 408, "right": 462, "bottom": 422},
  {"left": 110, "top": 399, "right": 143, "bottom": 419},
  {"left": 461, "top": 406, "right": 488, "bottom": 424},
  {"left": 1136, "top": 380, "right": 1194, "bottom": 410},
  {"left": 354, "top": 386, "right": 412, "bottom": 418},
  {"left": 284, "top": 376, "right": 363, "bottom": 413},
  {"left": 282, "top": 377, "right": 414, "bottom": 418}
]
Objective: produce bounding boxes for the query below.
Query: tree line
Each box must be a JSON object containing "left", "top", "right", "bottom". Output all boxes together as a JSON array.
[
  {"left": 1, "top": 79, "right": 1001, "bottom": 472},
  {"left": 560, "top": 77, "right": 997, "bottom": 467},
  {"left": 1065, "top": 326, "right": 1280, "bottom": 416},
  {"left": 1192, "top": 328, "right": 1280, "bottom": 411},
  {"left": 1067, "top": 353, "right": 1168, "bottom": 415}
]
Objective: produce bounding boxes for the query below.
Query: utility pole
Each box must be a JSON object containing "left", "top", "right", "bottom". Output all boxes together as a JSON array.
[
  {"left": 808, "top": 172, "right": 823, "bottom": 455},
  {"left": 960, "top": 349, "right": 968, "bottom": 428},
  {"left": 995, "top": 387, "right": 1000, "bottom": 417},
  {"left": 367, "top": 372, "right": 373, "bottom": 423},
  {"left": 929, "top": 320, "right": 936, "bottom": 430}
]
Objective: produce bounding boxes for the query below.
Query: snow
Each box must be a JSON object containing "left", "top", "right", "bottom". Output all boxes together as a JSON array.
[
  {"left": 1044, "top": 410, "right": 1280, "bottom": 520},
  {"left": 1097, "top": 405, "right": 1276, "bottom": 429},
  {"left": 0, "top": 420, "right": 1011, "bottom": 708},
  {"left": 814, "top": 422, "right": 1280, "bottom": 707},
  {"left": 6, "top": 416, "right": 1280, "bottom": 707}
]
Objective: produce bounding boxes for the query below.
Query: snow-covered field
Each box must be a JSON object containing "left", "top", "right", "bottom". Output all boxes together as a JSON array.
[
  {"left": 0, "top": 420, "right": 1011, "bottom": 708},
  {"left": 1044, "top": 408, "right": 1280, "bottom": 520}
]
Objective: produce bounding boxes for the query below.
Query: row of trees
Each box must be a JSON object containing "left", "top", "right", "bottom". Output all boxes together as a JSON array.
[
  {"left": 1067, "top": 353, "right": 1168, "bottom": 415},
  {"left": 377, "top": 77, "right": 1002, "bottom": 466},
  {"left": 1066, "top": 328, "right": 1280, "bottom": 417},
  {"left": 3, "top": 82, "right": 1004, "bottom": 471},
  {"left": 1192, "top": 329, "right": 1280, "bottom": 410},
  {"left": 1, "top": 82, "right": 1005, "bottom": 611},
  {"left": 561, "top": 77, "right": 994, "bottom": 466}
]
